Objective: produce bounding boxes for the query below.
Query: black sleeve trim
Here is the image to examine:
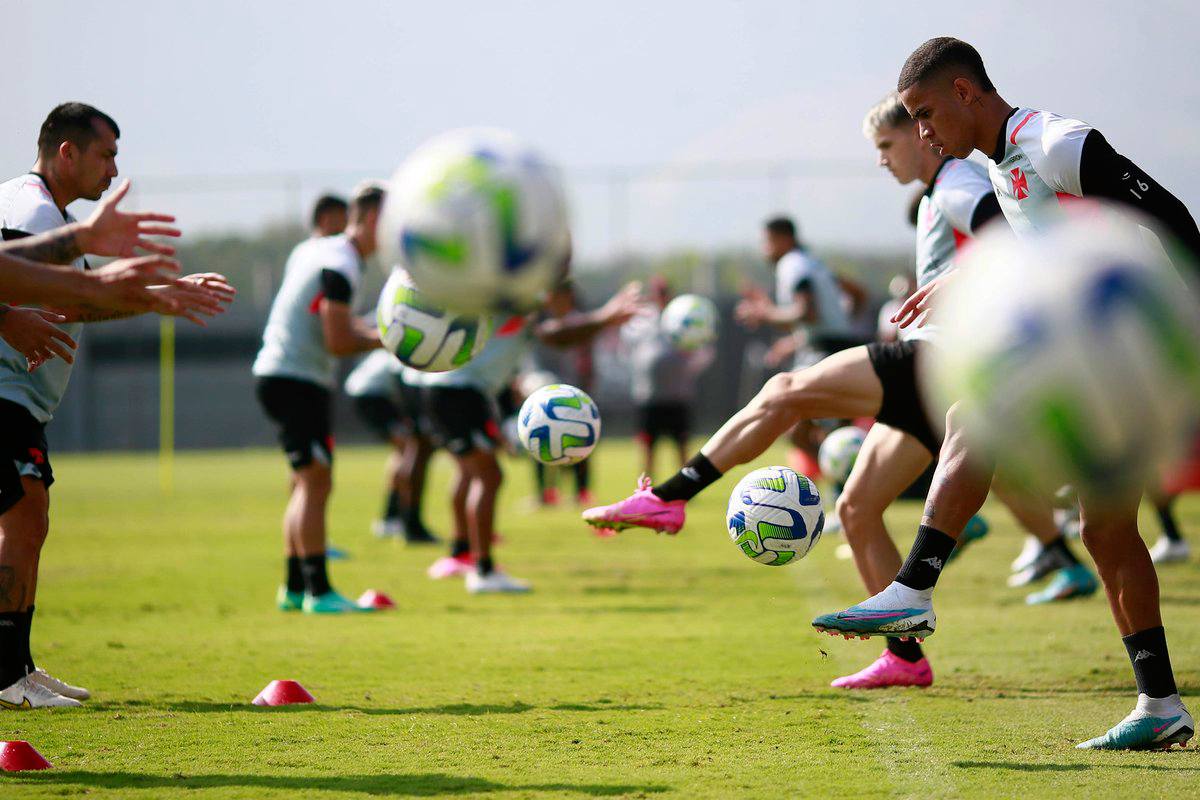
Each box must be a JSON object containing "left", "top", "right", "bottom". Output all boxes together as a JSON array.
[
  {"left": 792, "top": 276, "right": 813, "bottom": 296},
  {"left": 1, "top": 228, "right": 32, "bottom": 241},
  {"left": 319, "top": 268, "right": 353, "bottom": 303},
  {"left": 1079, "top": 129, "right": 1200, "bottom": 262},
  {"left": 969, "top": 193, "right": 1003, "bottom": 233}
]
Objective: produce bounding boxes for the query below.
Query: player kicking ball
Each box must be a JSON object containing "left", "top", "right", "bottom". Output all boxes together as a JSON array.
[{"left": 812, "top": 38, "right": 1195, "bottom": 750}]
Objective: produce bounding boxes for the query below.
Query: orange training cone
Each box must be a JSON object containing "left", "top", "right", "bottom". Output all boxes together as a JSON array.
[
  {"left": 252, "top": 680, "right": 315, "bottom": 706},
  {"left": 356, "top": 589, "right": 396, "bottom": 610},
  {"left": 0, "top": 741, "right": 52, "bottom": 771}
]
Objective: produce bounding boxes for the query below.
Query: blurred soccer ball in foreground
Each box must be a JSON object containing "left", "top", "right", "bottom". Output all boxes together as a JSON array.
[
  {"left": 922, "top": 203, "right": 1200, "bottom": 499},
  {"left": 726, "top": 467, "right": 824, "bottom": 566},
  {"left": 819, "top": 426, "right": 867, "bottom": 485},
  {"left": 661, "top": 293, "right": 718, "bottom": 351},
  {"left": 517, "top": 384, "right": 601, "bottom": 466},
  {"left": 379, "top": 128, "right": 571, "bottom": 313},
  {"left": 376, "top": 269, "right": 491, "bottom": 372}
]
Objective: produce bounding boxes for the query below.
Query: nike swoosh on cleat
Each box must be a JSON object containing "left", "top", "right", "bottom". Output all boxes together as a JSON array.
[
  {"left": 1153, "top": 718, "right": 1181, "bottom": 734},
  {"left": 840, "top": 611, "right": 908, "bottom": 620},
  {"left": 0, "top": 696, "right": 32, "bottom": 709}
]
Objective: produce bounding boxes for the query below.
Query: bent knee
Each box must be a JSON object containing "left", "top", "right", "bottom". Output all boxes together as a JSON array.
[{"left": 835, "top": 490, "right": 886, "bottom": 538}]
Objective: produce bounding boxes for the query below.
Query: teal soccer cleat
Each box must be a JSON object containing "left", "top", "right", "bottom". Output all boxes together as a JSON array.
[
  {"left": 1077, "top": 699, "right": 1193, "bottom": 750},
  {"left": 812, "top": 582, "right": 936, "bottom": 641},
  {"left": 302, "top": 590, "right": 372, "bottom": 614},
  {"left": 276, "top": 586, "right": 304, "bottom": 612},
  {"left": 1025, "top": 563, "right": 1098, "bottom": 605}
]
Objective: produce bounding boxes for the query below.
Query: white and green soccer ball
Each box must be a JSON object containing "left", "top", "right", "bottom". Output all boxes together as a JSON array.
[
  {"left": 378, "top": 127, "right": 571, "bottom": 314},
  {"left": 661, "top": 293, "right": 718, "bottom": 351},
  {"left": 376, "top": 268, "right": 491, "bottom": 373},
  {"left": 819, "top": 426, "right": 867, "bottom": 485},
  {"left": 726, "top": 466, "right": 824, "bottom": 566},
  {"left": 516, "top": 383, "right": 601, "bottom": 466},
  {"left": 923, "top": 202, "right": 1200, "bottom": 500}
]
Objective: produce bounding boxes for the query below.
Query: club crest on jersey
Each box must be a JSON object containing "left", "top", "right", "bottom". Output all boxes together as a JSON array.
[{"left": 1009, "top": 167, "right": 1029, "bottom": 201}]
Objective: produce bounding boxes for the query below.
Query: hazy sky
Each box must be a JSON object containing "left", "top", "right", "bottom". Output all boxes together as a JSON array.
[{"left": 6, "top": 1, "right": 1199, "bottom": 260}]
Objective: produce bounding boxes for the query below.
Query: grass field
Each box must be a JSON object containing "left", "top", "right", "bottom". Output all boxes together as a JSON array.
[{"left": 2, "top": 439, "right": 1198, "bottom": 799}]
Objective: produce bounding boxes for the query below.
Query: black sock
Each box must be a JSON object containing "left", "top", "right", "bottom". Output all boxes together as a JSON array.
[
  {"left": 895, "top": 526, "right": 957, "bottom": 591},
  {"left": 478, "top": 556, "right": 494, "bottom": 576},
  {"left": 384, "top": 490, "right": 404, "bottom": 521},
  {"left": 1124, "top": 626, "right": 1178, "bottom": 698},
  {"left": 1156, "top": 501, "right": 1183, "bottom": 543},
  {"left": 0, "top": 611, "right": 24, "bottom": 688},
  {"left": 1042, "top": 535, "right": 1081, "bottom": 568},
  {"left": 450, "top": 539, "right": 470, "bottom": 558},
  {"left": 575, "top": 461, "right": 590, "bottom": 493},
  {"left": 286, "top": 556, "right": 305, "bottom": 593},
  {"left": 23, "top": 606, "right": 34, "bottom": 673},
  {"left": 653, "top": 454, "right": 723, "bottom": 502},
  {"left": 887, "top": 636, "right": 924, "bottom": 663},
  {"left": 534, "top": 462, "right": 547, "bottom": 492},
  {"left": 300, "top": 554, "right": 332, "bottom": 597}
]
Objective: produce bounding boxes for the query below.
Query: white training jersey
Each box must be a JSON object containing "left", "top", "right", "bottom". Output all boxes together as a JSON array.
[
  {"left": 252, "top": 234, "right": 365, "bottom": 388},
  {"left": 0, "top": 173, "right": 86, "bottom": 422},
  {"left": 907, "top": 158, "right": 995, "bottom": 343},
  {"left": 409, "top": 314, "right": 533, "bottom": 397},
  {"left": 987, "top": 108, "right": 1091, "bottom": 235},
  {"left": 774, "top": 248, "right": 851, "bottom": 367},
  {"left": 344, "top": 347, "right": 402, "bottom": 399}
]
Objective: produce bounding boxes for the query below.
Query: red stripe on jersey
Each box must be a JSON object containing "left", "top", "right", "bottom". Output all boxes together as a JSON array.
[
  {"left": 1009, "top": 111, "right": 1039, "bottom": 145},
  {"left": 308, "top": 292, "right": 324, "bottom": 314},
  {"left": 952, "top": 229, "right": 969, "bottom": 250},
  {"left": 494, "top": 315, "right": 526, "bottom": 336},
  {"left": 1055, "top": 191, "right": 1082, "bottom": 203}
]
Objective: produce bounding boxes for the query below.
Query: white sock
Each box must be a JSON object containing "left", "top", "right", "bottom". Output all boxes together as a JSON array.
[{"left": 1136, "top": 692, "right": 1185, "bottom": 717}]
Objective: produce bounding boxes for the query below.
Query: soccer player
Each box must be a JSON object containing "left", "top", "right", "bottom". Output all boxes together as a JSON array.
[
  {"left": 813, "top": 38, "right": 1197, "bottom": 750},
  {"left": 344, "top": 348, "right": 438, "bottom": 543},
  {"left": 310, "top": 194, "right": 348, "bottom": 238},
  {"left": 253, "top": 182, "right": 386, "bottom": 614},
  {"left": 422, "top": 280, "right": 643, "bottom": 593},
  {"left": 736, "top": 217, "right": 852, "bottom": 479},
  {"left": 0, "top": 103, "right": 234, "bottom": 710}
]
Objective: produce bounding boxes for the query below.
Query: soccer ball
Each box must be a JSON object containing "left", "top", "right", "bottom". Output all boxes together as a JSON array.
[
  {"left": 378, "top": 127, "right": 571, "bottom": 313},
  {"left": 517, "top": 384, "right": 601, "bottom": 465},
  {"left": 726, "top": 467, "right": 824, "bottom": 566},
  {"left": 376, "top": 269, "right": 491, "bottom": 373},
  {"left": 923, "top": 202, "right": 1200, "bottom": 499},
  {"left": 661, "top": 294, "right": 718, "bottom": 350},
  {"left": 819, "top": 426, "right": 867, "bottom": 485}
]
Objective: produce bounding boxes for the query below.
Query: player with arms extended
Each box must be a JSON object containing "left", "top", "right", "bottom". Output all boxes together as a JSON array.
[{"left": 813, "top": 38, "right": 1197, "bottom": 750}]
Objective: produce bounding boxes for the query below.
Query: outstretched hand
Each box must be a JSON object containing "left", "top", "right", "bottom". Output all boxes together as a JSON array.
[
  {"left": 891, "top": 272, "right": 956, "bottom": 329},
  {"left": 0, "top": 308, "right": 77, "bottom": 372},
  {"left": 79, "top": 179, "right": 181, "bottom": 258},
  {"left": 157, "top": 272, "right": 237, "bottom": 326},
  {"left": 599, "top": 281, "right": 646, "bottom": 328}
]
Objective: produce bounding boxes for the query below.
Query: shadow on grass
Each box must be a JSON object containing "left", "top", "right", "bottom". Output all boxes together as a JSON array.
[
  {"left": 11, "top": 771, "right": 669, "bottom": 796},
  {"left": 953, "top": 759, "right": 1199, "bottom": 773},
  {"left": 90, "top": 699, "right": 663, "bottom": 716}
]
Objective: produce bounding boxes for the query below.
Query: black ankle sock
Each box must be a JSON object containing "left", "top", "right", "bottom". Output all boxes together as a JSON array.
[
  {"left": 450, "top": 539, "right": 470, "bottom": 558},
  {"left": 286, "top": 556, "right": 306, "bottom": 594},
  {"left": 1156, "top": 502, "right": 1183, "bottom": 543},
  {"left": 1124, "top": 626, "right": 1178, "bottom": 698},
  {"left": 23, "top": 606, "right": 34, "bottom": 673},
  {"left": 575, "top": 461, "right": 590, "bottom": 492},
  {"left": 300, "top": 554, "right": 332, "bottom": 597},
  {"left": 887, "top": 636, "right": 924, "bottom": 663},
  {"left": 653, "top": 455, "right": 723, "bottom": 502},
  {"left": 0, "top": 611, "right": 25, "bottom": 687},
  {"left": 478, "top": 556, "right": 494, "bottom": 576},
  {"left": 384, "top": 490, "right": 404, "bottom": 521},
  {"left": 1043, "top": 535, "right": 1081, "bottom": 568},
  {"left": 895, "top": 526, "right": 957, "bottom": 591}
]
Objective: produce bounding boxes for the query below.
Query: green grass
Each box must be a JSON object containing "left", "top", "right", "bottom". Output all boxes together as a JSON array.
[{"left": 2, "top": 440, "right": 1198, "bottom": 798}]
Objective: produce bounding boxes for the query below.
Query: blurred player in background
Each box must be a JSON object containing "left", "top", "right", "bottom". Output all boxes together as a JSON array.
[
  {"left": 816, "top": 37, "right": 1200, "bottom": 750},
  {"left": 626, "top": 276, "right": 714, "bottom": 480},
  {"left": 0, "top": 103, "right": 234, "bottom": 710},
  {"left": 253, "top": 182, "right": 385, "bottom": 615},
  {"left": 310, "top": 194, "right": 348, "bottom": 238},
  {"left": 344, "top": 348, "right": 438, "bottom": 544},
  {"left": 422, "top": 280, "right": 643, "bottom": 593}
]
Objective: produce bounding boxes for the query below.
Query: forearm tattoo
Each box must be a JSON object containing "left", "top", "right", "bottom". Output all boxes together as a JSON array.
[{"left": 1, "top": 227, "right": 83, "bottom": 265}]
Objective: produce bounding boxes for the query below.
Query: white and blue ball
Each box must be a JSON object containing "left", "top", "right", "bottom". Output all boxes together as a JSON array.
[
  {"left": 661, "top": 294, "right": 718, "bottom": 351},
  {"left": 376, "top": 269, "right": 491, "bottom": 372},
  {"left": 819, "top": 426, "right": 868, "bottom": 485},
  {"left": 517, "top": 384, "right": 601, "bottom": 466},
  {"left": 726, "top": 466, "right": 824, "bottom": 566}
]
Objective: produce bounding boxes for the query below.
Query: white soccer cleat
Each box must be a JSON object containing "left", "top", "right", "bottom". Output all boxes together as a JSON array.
[
  {"left": 466, "top": 569, "right": 532, "bottom": 594},
  {"left": 1011, "top": 535, "right": 1041, "bottom": 573},
  {"left": 1150, "top": 537, "right": 1190, "bottom": 564},
  {"left": 372, "top": 519, "right": 405, "bottom": 539},
  {"left": 0, "top": 674, "right": 82, "bottom": 709},
  {"left": 29, "top": 668, "right": 90, "bottom": 701}
]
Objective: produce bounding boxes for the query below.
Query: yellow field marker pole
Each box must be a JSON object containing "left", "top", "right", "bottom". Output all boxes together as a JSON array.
[{"left": 159, "top": 317, "right": 175, "bottom": 493}]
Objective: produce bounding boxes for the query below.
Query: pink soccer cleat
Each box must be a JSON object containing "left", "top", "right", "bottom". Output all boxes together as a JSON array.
[
  {"left": 581, "top": 476, "right": 686, "bottom": 535},
  {"left": 830, "top": 650, "right": 933, "bottom": 689},
  {"left": 427, "top": 553, "right": 475, "bottom": 579}
]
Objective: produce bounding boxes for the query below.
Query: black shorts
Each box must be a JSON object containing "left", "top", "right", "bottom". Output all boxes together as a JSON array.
[
  {"left": 353, "top": 394, "right": 406, "bottom": 441},
  {"left": 0, "top": 399, "right": 53, "bottom": 515},
  {"left": 866, "top": 340, "right": 940, "bottom": 456},
  {"left": 637, "top": 402, "right": 691, "bottom": 445},
  {"left": 423, "top": 386, "right": 501, "bottom": 456},
  {"left": 256, "top": 376, "right": 334, "bottom": 469}
]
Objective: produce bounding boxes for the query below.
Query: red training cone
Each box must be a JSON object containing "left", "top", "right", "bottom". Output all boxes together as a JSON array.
[
  {"left": 0, "top": 741, "right": 52, "bottom": 771},
  {"left": 357, "top": 589, "right": 396, "bottom": 610},
  {"left": 252, "top": 680, "right": 315, "bottom": 706}
]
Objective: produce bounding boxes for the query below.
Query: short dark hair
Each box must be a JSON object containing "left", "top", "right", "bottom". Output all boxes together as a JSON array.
[
  {"left": 37, "top": 102, "right": 120, "bottom": 160},
  {"left": 897, "top": 37, "right": 995, "bottom": 94},
  {"left": 350, "top": 181, "right": 386, "bottom": 217},
  {"left": 764, "top": 216, "right": 797, "bottom": 240},
  {"left": 311, "top": 194, "right": 348, "bottom": 227}
]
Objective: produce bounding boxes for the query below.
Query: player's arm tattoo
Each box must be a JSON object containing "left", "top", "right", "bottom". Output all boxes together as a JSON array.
[
  {"left": 68, "top": 306, "right": 138, "bottom": 323},
  {"left": 0, "top": 225, "right": 84, "bottom": 265}
]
